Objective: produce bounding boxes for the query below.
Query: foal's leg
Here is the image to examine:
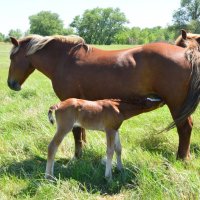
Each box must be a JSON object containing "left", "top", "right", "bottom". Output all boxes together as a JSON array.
[
  {"left": 105, "top": 130, "right": 116, "bottom": 181},
  {"left": 176, "top": 116, "right": 193, "bottom": 160},
  {"left": 72, "top": 127, "right": 86, "bottom": 158},
  {"left": 45, "top": 124, "right": 73, "bottom": 180},
  {"left": 114, "top": 131, "right": 123, "bottom": 170}
]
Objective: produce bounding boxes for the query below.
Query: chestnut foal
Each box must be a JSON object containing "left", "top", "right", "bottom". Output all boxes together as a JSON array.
[{"left": 45, "top": 97, "right": 163, "bottom": 181}]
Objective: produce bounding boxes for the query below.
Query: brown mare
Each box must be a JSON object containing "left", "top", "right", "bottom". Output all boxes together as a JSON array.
[
  {"left": 46, "top": 98, "right": 163, "bottom": 181},
  {"left": 8, "top": 34, "right": 200, "bottom": 160}
]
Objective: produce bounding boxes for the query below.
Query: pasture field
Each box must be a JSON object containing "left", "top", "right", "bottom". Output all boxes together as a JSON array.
[{"left": 0, "top": 42, "right": 200, "bottom": 200}]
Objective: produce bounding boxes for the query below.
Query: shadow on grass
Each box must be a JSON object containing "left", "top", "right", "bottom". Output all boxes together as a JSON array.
[
  {"left": 138, "top": 133, "right": 200, "bottom": 161},
  {"left": 136, "top": 133, "right": 176, "bottom": 162},
  {"left": 0, "top": 156, "right": 47, "bottom": 197},
  {"left": 0, "top": 150, "right": 139, "bottom": 195},
  {"left": 191, "top": 143, "right": 200, "bottom": 158}
]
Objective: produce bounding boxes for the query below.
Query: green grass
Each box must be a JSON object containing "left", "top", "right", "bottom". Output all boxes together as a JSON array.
[{"left": 1, "top": 43, "right": 200, "bottom": 199}]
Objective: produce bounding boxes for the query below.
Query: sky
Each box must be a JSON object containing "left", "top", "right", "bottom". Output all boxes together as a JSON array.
[{"left": 0, "top": 0, "right": 181, "bottom": 35}]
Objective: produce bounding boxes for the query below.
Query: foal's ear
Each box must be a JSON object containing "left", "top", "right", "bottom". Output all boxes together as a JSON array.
[
  {"left": 10, "top": 37, "right": 19, "bottom": 46},
  {"left": 181, "top": 29, "right": 187, "bottom": 40}
]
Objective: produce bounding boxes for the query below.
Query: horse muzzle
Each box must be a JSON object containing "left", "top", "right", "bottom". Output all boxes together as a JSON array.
[{"left": 7, "top": 80, "right": 21, "bottom": 91}]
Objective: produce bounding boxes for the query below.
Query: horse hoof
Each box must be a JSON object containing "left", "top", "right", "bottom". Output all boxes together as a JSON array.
[
  {"left": 101, "top": 156, "right": 107, "bottom": 166},
  {"left": 45, "top": 174, "right": 57, "bottom": 182},
  {"left": 116, "top": 164, "right": 123, "bottom": 171},
  {"left": 105, "top": 175, "right": 112, "bottom": 182},
  {"left": 176, "top": 152, "right": 191, "bottom": 161},
  {"left": 74, "top": 151, "right": 83, "bottom": 159}
]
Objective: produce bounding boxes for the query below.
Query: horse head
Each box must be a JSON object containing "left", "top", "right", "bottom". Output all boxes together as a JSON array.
[
  {"left": 175, "top": 29, "right": 200, "bottom": 48},
  {"left": 7, "top": 37, "right": 35, "bottom": 91},
  {"left": 7, "top": 34, "right": 88, "bottom": 91}
]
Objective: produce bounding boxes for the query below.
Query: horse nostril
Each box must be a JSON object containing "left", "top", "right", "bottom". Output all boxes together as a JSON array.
[{"left": 7, "top": 80, "right": 21, "bottom": 91}]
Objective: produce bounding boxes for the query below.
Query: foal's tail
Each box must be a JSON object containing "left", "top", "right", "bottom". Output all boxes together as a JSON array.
[
  {"left": 164, "top": 48, "right": 200, "bottom": 131},
  {"left": 48, "top": 104, "right": 59, "bottom": 125}
]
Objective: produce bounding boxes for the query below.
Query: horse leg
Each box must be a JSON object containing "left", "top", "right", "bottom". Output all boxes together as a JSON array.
[
  {"left": 81, "top": 128, "right": 86, "bottom": 143},
  {"left": 105, "top": 130, "right": 116, "bottom": 181},
  {"left": 176, "top": 116, "right": 193, "bottom": 160},
  {"left": 114, "top": 131, "right": 123, "bottom": 171},
  {"left": 72, "top": 127, "right": 86, "bottom": 158},
  {"left": 45, "top": 125, "right": 72, "bottom": 180}
]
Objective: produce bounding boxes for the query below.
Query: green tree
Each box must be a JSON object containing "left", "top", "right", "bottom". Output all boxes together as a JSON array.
[
  {"left": 173, "top": 0, "right": 200, "bottom": 32},
  {"left": 8, "top": 29, "right": 23, "bottom": 39},
  {"left": 63, "top": 27, "right": 75, "bottom": 35},
  {"left": 114, "top": 28, "right": 131, "bottom": 44},
  {"left": 114, "top": 26, "right": 175, "bottom": 45},
  {"left": 0, "top": 32, "right": 5, "bottom": 42},
  {"left": 29, "top": 11, "right": 65, "bottom": 35},
  {"left": 24, "top": 29, "right": 30, "bottom": 36},
  {"left": 70, "top": 7, "right": 128, "bottom": 44}
]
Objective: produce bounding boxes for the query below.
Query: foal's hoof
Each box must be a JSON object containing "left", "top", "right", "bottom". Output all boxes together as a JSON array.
[
  {"left": 105, "top": 176, "right": 112, "bottom": 183},
  {"left": 101, "top": 156, "right": 107, "bottom": 166},
  {"left": 45, "top": 174, "right": 57, "bottom": 182},
  {"left": 116, "top": 164, "right": 123, "bottom": 171}
]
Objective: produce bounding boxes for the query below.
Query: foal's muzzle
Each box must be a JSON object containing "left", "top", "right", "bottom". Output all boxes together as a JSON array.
[{"left": 7, "top": 80, "right": 21, "bottom": 91}]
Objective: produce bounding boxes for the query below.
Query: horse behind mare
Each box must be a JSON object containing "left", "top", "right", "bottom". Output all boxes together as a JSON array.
[
  {"left": 175, "top": 29, "right": 200, "bottom": 48},
  {"left": 8, "top": 34, "right": 200, "bottom": 160}
]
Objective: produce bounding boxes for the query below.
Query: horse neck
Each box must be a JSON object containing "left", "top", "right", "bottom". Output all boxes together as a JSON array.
[{"left": 29, "top": 45, "right": 67, "bottom": 80}]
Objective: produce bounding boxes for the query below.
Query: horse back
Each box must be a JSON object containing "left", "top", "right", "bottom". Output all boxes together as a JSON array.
[{"left": 53, "top": 43, "right": 191, "bottom": 108}]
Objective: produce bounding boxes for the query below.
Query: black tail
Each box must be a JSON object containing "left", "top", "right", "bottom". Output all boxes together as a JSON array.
[{"left": 164, "top": 49, "right": 200, "bottom": 132}]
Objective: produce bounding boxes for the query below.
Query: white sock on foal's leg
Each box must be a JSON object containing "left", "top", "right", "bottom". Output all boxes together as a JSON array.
[
  {"left": 105, "top": 130, "right": 116, "bottom": 181},
  {"left": 114, "top": 131, "right": 123, "bottom": 170}
]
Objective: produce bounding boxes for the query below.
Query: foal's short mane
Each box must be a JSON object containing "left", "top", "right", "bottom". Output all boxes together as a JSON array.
[{"left": 10, "top": 34, "right": 89, "bottom": 56}]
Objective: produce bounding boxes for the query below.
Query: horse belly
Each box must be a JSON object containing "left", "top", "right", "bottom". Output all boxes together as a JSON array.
[
  {"left": 74, "top": 119, "right": 105, "bottom": 132},
  {"left": 77, "top": 70, "right": 150, "bottom": 100}
]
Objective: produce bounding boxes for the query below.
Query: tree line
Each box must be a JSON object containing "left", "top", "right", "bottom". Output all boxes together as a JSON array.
[{"left": 1, "top": 0, "right": 200, "bottom": 45}]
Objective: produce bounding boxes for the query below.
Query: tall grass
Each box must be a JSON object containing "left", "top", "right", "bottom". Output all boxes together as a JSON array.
[{"left": 0, "top": 43, "right": 200, "bottom": 199}]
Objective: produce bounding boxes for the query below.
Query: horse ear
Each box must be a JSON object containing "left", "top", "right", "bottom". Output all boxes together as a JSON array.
[
  {"left": 10, "top": 37, "right": 19, "bottom": 46},
  {"left": 181, "top": 29, "right": 187, "bottom": 40}
]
